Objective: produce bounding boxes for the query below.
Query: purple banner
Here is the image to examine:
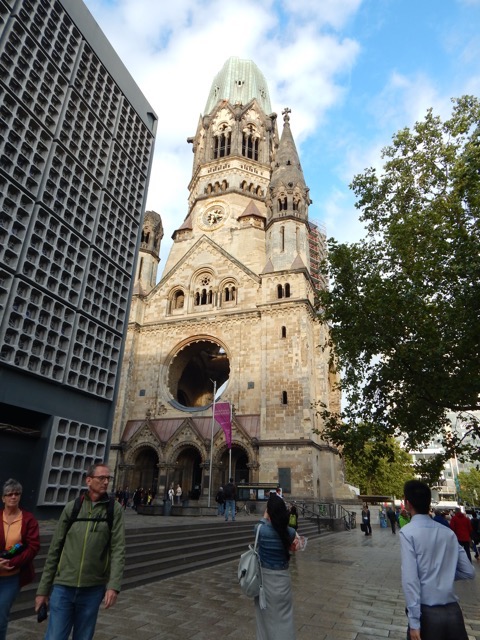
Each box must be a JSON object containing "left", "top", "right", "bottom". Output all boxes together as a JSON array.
[{"left": 214, "top": 402, "right": 232, "bottom": 449}]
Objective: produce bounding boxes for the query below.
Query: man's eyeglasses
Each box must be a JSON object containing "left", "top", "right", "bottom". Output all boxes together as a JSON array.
[
  {"left": 90, "top": 475, "right": 113, "bottom": 482},
  {"left": 4, "top": 492, "right": 21, "bottom": 497}
]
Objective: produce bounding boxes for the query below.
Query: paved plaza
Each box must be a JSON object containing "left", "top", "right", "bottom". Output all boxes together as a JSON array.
[{"left": 8, "top": 513, "right": 480, "bottom": 639}]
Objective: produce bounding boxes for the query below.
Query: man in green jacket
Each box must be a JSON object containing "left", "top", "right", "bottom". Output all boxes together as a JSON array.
[{"left": 35, "top": 463, "right": 125, "bottom": 639}]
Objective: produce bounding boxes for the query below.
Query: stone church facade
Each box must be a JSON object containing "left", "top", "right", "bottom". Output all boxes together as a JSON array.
[{"left": 109, "top": 57, "right": 349, "bottom": 503}]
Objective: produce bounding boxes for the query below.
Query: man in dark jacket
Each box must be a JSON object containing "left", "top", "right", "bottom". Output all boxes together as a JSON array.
[
  {"left": 223, "top": 478, "right": 236, "bottom": 522},
  {"left": 386, "top": 506, "right": 397, "bottom": 534},
  {"left": 215, "top": 487, "right": 225, "bottom": 517},
  {"left": 35, "top": 463, "right": 125, "bottom": 640}
]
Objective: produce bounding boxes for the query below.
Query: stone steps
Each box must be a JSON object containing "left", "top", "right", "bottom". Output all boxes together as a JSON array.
[{"left": 10, "top": 517, "right": 325, "bottom": 620}]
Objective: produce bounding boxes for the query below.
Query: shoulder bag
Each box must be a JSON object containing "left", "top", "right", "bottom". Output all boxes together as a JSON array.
[{"left": 238, "top": 523, "right": 266, "bottom": 609}]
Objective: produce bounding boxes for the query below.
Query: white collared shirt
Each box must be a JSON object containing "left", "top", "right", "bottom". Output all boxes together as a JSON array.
[{"left": 399, "top": 514, "right": 474, "bottom": 629}]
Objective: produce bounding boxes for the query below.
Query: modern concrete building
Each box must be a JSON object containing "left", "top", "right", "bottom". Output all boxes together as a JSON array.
[
  {"left": 110, "top": 57, "right": 351, "bottom": 504},
  {"left": 0, "top": 0, "right": 157, "bottom": 514}
]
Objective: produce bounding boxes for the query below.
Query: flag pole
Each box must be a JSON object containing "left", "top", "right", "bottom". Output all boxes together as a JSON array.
[
  {"left": 228, "top": 403, "right": 232, "bottom": 479},
  {"left": 208, "top": 379, "right": 216, "bottom": 508}
]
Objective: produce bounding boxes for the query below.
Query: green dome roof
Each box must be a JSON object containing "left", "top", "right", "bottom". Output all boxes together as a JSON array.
[{"left": 204, "top": 57, "right": 272, "bottom": 115}]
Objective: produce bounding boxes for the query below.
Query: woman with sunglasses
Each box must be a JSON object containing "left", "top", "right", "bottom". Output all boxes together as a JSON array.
[{"left": 0, "top": 478, "right": 40, "bottom": 640}]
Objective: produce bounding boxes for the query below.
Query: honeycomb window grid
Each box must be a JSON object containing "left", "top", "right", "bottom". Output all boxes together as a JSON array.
[
  {"left": 0, "top": 24, "right": 69, "bottom": 123},
  {"left": 97, "top": 193, "right": 138, "bottom": 256},
  {"left": 60, "top": 89, "right": 112, "bottom": 180},
  {"left": 107, "top": 143, "right": 146, "bottom": 213},
  {"left": 0, "top": 176, "right": 34, "bottom": 270},
  {"left": 38, "top": 417, "right": 108, "bottom": 505},
  {"left": 0, "top": 1, "right": 12, "bottom": 39},
  {"left": 116, "top": 101, "right": 153, "bottom": 176},
  {"left": 0, "top": 99, "right": 50, "bottom": 198},
  {"left": 68, "top": 314, "right": 121, "bottom": 399},
  {"left": 0, "top": 20, "right": 67, "bottom": 133},
  {"left": 26, "top": 5, "right": 79, "bottom": 79},
  {"left": 41, "top": 144, "right": 101, "bottom": 240},
  {"left": 73, "top": 46, "right": 120, "bottom": 132}
]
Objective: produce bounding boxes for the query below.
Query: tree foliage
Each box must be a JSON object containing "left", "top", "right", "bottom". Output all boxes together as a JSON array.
[
  {"left": 316, "top": 96, "right": 480, "bottom": 479},
  {"left": 458, "top": 468, "right": 480, "bottom": 506},
  {"left": 344, "top": 438, "right": 413, "bottom": 497}
]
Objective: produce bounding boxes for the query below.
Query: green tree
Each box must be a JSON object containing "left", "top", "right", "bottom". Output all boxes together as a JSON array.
[
  {"left": 316, "top": 96, "right": 480, "bottom": 480},
  {"left": 458, "top": 468, "right": 480, "bottom": 506},
  {"left": 344, "top": 438, "right": 413, "bottom": 497}
]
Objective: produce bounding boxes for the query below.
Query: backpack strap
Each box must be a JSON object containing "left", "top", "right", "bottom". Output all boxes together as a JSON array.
[{"left": 58, "top": 494, "right": 115, "bottom": 556}]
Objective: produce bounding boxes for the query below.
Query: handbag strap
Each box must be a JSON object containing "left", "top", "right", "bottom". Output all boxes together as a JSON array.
[{"left": 253, "top": 522, "right": 263, "bottom": 552}]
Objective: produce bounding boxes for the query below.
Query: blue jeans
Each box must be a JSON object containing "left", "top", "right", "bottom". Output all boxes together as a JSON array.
[
  {"left": 217, "top": 502, "right": 225, "bottom": 516},
  {"left": 225, "top": 500, "right": 235, "bottom": 521},
  {"left": 45, "top": 584, "right": 105, "bottom": 640},
  {"left": 0, "top": 573, "right": 20, "bottom": 640}
]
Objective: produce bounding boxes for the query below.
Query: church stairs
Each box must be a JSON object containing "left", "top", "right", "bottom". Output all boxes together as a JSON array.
[{"left": 10, "top": 517, "right": 326, "bottom": 620}]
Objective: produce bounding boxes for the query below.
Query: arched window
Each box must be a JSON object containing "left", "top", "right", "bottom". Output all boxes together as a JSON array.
[
  {"left": 281, "top": 326, "right": 286, "bottom": 338},
  {"left": 282, "top": 391, "right": 288, "bottom": 404},
  {"left": 277, "top": 284, "right": 283, "bottom": 299},
  {"left": 194, "top": 274, "right": 214, "bottom": 306},
  {"left": 214, "top": 124, "right": 231, "bottom": 159},
  {"left": 173, "top": 290, "right": 184, "bottom": 309},
  {"left": 280, "top": 226, "right": 285, "bottom": 252},
  {"left": 242, "top": 124, "right": 259, "bottom": 160},
  {"left": 285, "top": 283, "right": 291, "bottom": 298},
  {"left": 224, "top": 284, "right": 236, "bottom": 302}
]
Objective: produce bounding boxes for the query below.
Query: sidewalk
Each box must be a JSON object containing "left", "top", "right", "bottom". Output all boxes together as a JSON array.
[{"left": 8, "top": 519, "right": 480, "bottom": 639}]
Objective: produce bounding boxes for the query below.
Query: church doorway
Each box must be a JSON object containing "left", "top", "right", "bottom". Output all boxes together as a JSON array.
[
  {"left": 218, "top": 447, "right": 250, "bottom": 486},
  {"left": 131, "top": 447, "right": 159, "bottom": 494},
  {"left": 172, "top": 447, "right": 203, "bottom": 500}
]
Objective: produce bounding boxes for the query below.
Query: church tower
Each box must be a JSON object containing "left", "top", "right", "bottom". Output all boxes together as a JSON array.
[{"left": 110, "top": 58, "right": 349, "bottom": 503}]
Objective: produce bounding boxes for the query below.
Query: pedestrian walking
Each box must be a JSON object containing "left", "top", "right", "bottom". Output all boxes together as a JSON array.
[
  {"left": 35, "top": 463, "right": 125, "bottom": 640},
  {"left": 399, "top": 480, "right": 474, "bottom": 640},
  {"left": 0, "top": 478, "right": 40, "bottom": 640},
  {"left": 450, "top": 507, "right": 473, "bottom": 563},
  {"left": 386, "top": 506, "right": 396, "bottom": 534},
  {"left": 215, "top": 487, "right": 225, "bottom": 516},
  {"left": 361, "top": 503, "right": 372, "bottom": 536},
  {"left": 175, "top": 484, "right": 182, "bottom": 505},
  {"left": 224, "top": 478, "right": 236, "bottom": 522},
  {"left": 254, "top": 493, "right": 296, "bottom": 639}
]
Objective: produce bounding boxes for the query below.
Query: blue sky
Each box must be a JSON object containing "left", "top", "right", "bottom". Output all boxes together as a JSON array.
[{"left": 84, "top": 0, "right": 480, "bottom": 273}]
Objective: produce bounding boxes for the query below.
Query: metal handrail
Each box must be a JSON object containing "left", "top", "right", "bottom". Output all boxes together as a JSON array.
[{"left": 293, "top": 501, "right": 357, "bottom": 532}]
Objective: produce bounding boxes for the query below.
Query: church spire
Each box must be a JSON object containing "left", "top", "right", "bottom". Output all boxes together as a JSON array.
[
  {"left": 268, "top": 108, "right": 311, "bottom": 223},
  {"left": 204, "top": 56, "right": 272, "bottom": 116}
]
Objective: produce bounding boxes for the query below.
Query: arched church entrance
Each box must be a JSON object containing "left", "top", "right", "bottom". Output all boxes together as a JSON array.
[
  {"left": 172, "top": 446, "right": 203, "bottom": 501},
  {"left": 131, "top": 447, "right": 159, "bottom": 494},
  {"left": 218, "top": 446, "right": 250, "bottom": 486}
]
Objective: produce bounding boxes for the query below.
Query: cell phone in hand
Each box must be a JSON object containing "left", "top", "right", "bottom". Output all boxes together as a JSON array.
[{"left": 37, "top": 603, "right": 48, "bottom": 623}]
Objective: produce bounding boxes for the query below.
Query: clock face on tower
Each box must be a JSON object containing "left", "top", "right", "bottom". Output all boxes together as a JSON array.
[{"left": 198, "top": 204, "right": 228, "bottom": 230}]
